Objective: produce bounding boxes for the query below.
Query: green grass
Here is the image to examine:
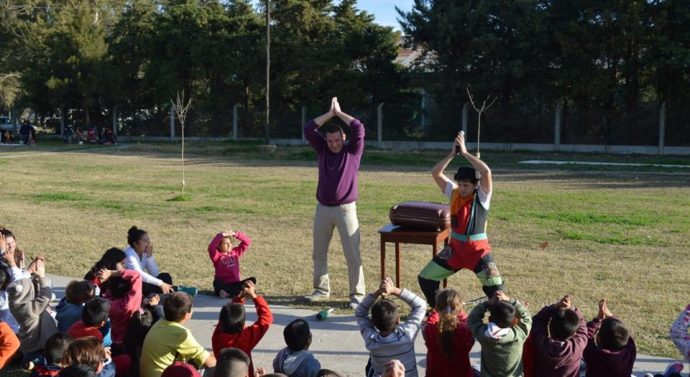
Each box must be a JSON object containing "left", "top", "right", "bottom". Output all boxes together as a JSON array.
[
  {"left": 34, "top": 192, "right": 87, "bottom": 202},
  {"left": 0, "top": 141, "right": 689, "bottom": 358},
  {"left": 168, "top": 193, "right": 193, "bottom": 202}
]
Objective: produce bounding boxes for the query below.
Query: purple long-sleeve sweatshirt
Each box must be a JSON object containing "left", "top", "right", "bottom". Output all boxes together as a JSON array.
[
  {"left": 531, "top": 305, "right": 588, "bottom": 377},
  {"left": 583, "top": 318, "right": 636, "bottom": 377},
  {"left": 304, "top": 119, "right": 365, "bottom": 206}
]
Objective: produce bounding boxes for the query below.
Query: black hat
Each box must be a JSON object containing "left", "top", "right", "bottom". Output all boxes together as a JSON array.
[{"left": 454, "top": 167, "right": 478, "bottom": 183}]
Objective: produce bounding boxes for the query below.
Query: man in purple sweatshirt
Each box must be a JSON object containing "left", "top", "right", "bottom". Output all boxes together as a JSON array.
[{"left": 303, "top": 97, "right": 366, "bottom": 309}]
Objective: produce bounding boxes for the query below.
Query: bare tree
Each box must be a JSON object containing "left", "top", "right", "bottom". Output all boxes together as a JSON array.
[
  {"left": 171, "top": 91, "right": 192, "bottom": 193},
  {"left": 466, "top": 87, "right": 497, "bottom": 158}
]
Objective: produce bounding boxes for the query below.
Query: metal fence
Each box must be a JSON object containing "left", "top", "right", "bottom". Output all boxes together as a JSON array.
[{"left": 46, "top": 99, "right": 690, "bottom": 153}]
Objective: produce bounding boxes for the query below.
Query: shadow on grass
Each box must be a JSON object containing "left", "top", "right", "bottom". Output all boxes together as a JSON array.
[{"left": 167, "top": 193, "right": 192, "bottom": 202}]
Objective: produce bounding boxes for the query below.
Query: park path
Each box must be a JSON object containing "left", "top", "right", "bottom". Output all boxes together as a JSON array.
[{"left": 45, "top": 274, "right": 682, "bottom": 377}]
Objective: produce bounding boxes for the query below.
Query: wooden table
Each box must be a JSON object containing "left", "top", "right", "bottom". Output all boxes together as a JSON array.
[{"left": 379, "top": 224, "right": 450, "bottom": 288}]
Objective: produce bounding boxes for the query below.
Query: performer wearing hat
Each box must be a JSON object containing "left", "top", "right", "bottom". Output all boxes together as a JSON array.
[{"left": 418, "top": 131, "right": 503, "bottom": 307}]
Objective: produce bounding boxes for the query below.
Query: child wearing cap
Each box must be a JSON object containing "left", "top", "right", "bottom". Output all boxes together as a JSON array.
[
  {"left": 207, "top": 229, "right": 255, "bottom": 299},
  {"left": 418, "top": 130, "right": 503, "bottom": 306}
]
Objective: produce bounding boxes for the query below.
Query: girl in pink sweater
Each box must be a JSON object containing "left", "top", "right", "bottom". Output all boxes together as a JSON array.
[{"left": 208, "top": 230, "right": 254, "bottom": 298}]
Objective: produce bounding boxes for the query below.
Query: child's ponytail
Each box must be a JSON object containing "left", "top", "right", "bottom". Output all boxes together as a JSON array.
[{"left": 436, "top": 288, "right": 463, "bottom": 359}]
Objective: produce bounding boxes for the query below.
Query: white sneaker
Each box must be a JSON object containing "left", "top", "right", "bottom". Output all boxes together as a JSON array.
[
  {"left": 304, "top": 290, "right": 330, "bottom": 302},
  {"left": 349, "top": 296, "right": 363, "bottom": 310}
]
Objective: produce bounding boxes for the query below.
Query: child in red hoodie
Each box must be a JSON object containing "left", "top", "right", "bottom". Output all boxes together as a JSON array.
[
  {"left": 211, "top": 280, "right": 272, "bottom": 377},
  {"left": 207, "top": 230, "right": 253, "bottom": 298},
  {"left": 423, "top": 288, "right": 475, "bottom": 377}
]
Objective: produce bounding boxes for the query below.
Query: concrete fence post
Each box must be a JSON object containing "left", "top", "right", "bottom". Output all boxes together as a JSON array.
[
  {"left": 554, "top": 102, "right": 562, "bottom": 151},
  {"left": 170, "top": 106, "right": 175, "bottom": 142},
  {"left": 462, "top": 103, "right": 469, "bottom": 134},
  {"left": 420, "top": 89, "right": 427, "bottom": 136},
  {"left": 112, "top": 107, "right": 118, "bottom": 137},
  {"left": 377, "top": 103, "right": 384, "bottom": 148},
  {"left": 658, "top": 101, "right": 666, "bottom": 155},
  {"left": 233, "top": 104, "right": 239, "bottom": 140},
  {"left": 60, "top": 108, "right": 65, "bottom": 136},
  {"left": 301, "top": 105, "right": 307, "bottom": 141}
]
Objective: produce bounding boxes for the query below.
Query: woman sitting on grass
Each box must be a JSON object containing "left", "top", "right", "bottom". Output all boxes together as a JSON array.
[{"left": 123, "top": 226, "right": 196, "bottom": 297}]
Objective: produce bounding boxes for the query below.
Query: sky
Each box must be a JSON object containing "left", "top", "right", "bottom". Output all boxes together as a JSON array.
[
  {"left": 251, "top": 0, "right": 416, "bottom": 31},
  {"left": 356, "top": 0, "right": 415, "bottom": 30}
]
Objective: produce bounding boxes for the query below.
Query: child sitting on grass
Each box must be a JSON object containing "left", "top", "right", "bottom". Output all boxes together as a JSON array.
[
  {"left": 671, "top": 303, "right": 690, "bottom": 363},
  {"left": 62, "top": 336, "right": 114, "bottom": 377},
  {"left": 423, "top": 288, "right": 474, "bottom": 377},
  {"left": 66, "top": 298, "right": 127, "bottom": 376},
  {"left": 355, "top": 277, "right": 426, "bottom": 377},
  {"left": 215, "top": 348, "right": 251, "bottom": 377},
  {"left": 84, "top": 248, "right": 127, "bottom": 295},
  {"left": 207, "top": 229, "right": 254, "bottom": 299},
  {"left": 1, "top": 229, "right": 30, "bottom": 333},
  {"left": 56, "top": 280, "right": 95, "bottom": 333},
  {"left": 273, "top": 319, "right": 321, "bottom": 377},
  {"left": 123, "top": 308, "right": 157, "bottom": 377},
  {"left": 530, "top": 294, "right": 587, "bottom": 377},
  {"left": 7, "top": 255, "right": 58, "bottom": 358},
  {"left": 212, "top": 280, "right": 272, "bottom": 377},
  {"left": 67, "top": 298, "right": 110, "bottom": 342},
  {"left": 31, "top": 333, "right": 73, "bottom": 377},
  {"left": 583, "top": 299, "right": 636, "bottom": 377},
  {"left": 657, "top": 303, "right": 690, "bottom": 377},
  {"left": 468, "top": 290, "right": 531, "bottom": 377},
  {"left": 125, "top": 227, "right": 197, "bottom": 297},
  {"left": 140, "top": 292, "right": 215, "bottom": 377},
  {"left": 98, "top": 268, "right": 142, "bottom": 345}
]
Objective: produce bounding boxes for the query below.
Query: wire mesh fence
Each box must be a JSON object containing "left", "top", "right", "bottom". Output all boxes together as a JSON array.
[{"left": 43, "top": 100, "right": 685, "bottom": 149}]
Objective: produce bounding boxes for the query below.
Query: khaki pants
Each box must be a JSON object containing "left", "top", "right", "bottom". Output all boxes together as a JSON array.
[{"left": 312, "top": 202, "right": 365, "bottom": 298}]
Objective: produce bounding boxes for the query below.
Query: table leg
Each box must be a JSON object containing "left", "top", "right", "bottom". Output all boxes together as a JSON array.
[
  {"left": 380, "top": 238, "right": 386, "bottom": 281},
  {"left": 395, "top": 242, "right": 401, "bottom": 288}
]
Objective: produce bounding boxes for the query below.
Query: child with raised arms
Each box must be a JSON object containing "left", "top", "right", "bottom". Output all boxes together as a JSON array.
[
  {"left": 207, "top": 229, "right": 254, "bottom": 299},
  {"left": 423, "top": 288, "right": 474, "bottom": 377}
]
